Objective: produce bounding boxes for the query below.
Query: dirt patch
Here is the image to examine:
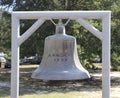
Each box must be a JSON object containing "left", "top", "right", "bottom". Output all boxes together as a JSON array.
[{"left": 0, "top": 68, "right": 120, "bottom": 96}]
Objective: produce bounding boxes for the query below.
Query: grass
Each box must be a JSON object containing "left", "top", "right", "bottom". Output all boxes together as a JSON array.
[
  {"left": 19, "top": 91, "right": 102, "bottom": 98},
  {"left": 19, "top": 64, "right": 39, "bottom": 69},
  {"left": 0, "top": 91, "right": 102, "bottom": 98},
  {"left": 1, "top": 90, "right": 120, "bottom": 98},
  {"left": 0, "top": 73, "right": 10, "bottom": 81},
  {"left": 112, "top": 66, "right": 120, "bottom": 71},
  {"left": 93, "top": 63, "right": 102, "bottom": 67},
  {"left": 0, "top": 88, "right": 10, "bottom": 98},
  {"left": 0, "top": 64, "right": 120, "bottom": 98}
]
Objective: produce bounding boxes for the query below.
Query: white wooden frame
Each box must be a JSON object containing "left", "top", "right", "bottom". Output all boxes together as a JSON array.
[{"left": 11, "top": 11, "right": 111, "bottom": 98}]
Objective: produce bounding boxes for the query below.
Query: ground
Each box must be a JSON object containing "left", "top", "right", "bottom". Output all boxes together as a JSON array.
[{"left": 0, "top": 65, "right": 120, "bottom": 98}]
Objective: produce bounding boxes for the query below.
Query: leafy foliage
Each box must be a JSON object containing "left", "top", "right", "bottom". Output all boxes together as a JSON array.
[{"left": 0, "top": 11, "right": 11, "bottom": 55}]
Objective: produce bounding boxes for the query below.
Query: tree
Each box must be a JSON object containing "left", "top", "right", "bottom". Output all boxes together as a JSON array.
[{"left": 0, "top": 11, "right": 11, "bottom": 56}]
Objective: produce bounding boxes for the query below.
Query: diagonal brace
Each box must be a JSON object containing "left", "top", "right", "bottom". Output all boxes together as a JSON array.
[
  {"left": 77, "top": 18, "right": 102, "bottom": 40},
  {"left": 18, "top": 18, "right": 45, "bottom": 45}
]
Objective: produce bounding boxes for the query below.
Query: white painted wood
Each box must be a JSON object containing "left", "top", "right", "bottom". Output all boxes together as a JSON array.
[
  {"left": 77, "top": 18, "right": 102, "bottom": 40},
  {"left": 12, "top": 11, "right": 109, "bottom": 19},
  {"left": 11, "top": 11, "right": 111, "bottom": 98},
  {"left": 102, "top": 12, "right": 111, "bottom": 98},
  {"left": 19, "top": 19, "right": 45, "bottom": 45},
  {"left": 11, "top": 14, "right": 20, "bottom": 98}
]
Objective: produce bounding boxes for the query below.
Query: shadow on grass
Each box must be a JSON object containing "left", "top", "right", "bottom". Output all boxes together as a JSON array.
[
  {"left": 0, "top": 73, "right": 102, "bottom": 98},
  {"left": 0, "top": 66, "right": 120, "bottom": 98},
  {"left": 18, "top": 75, "right": 102, "bottom": 97},
  {"left": 0, "top": 87, "right": 10, "bottom": 98}
]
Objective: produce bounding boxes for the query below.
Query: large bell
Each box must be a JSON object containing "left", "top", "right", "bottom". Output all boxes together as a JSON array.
[{"left": 31, "top": 19, "right": 90, "bottom": 80}]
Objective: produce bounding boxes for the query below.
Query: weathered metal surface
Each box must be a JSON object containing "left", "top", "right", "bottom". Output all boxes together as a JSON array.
[{"left": 32, "top": 20, "right": 90, "bottom": 80}]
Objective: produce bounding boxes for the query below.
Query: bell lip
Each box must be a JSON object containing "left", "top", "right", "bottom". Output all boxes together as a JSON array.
[{"left": 31, "top": 71, "right": 90, "bottom": 80}]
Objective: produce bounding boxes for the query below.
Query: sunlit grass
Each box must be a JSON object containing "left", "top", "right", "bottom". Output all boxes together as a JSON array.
[
  {"left": 19, "top": 91, "right": 102, "bottom": 98},
  {"left": 93, "top": 63, "right": 101, "bottom": 66},
  {"left": 2, "top": 91, "right": 102, "bottom": 98},
  {"left": 19, "top": 64, "right": 39, "bottom": 69},
  {"left": 2, "top": 90, "right": 120, "bottom": 98}
]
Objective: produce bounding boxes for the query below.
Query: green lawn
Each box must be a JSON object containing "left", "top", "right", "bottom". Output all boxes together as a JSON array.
[
  {"left": 0, "top": 64, "right": 120, "bottom": 98},
  {"left": 1, "top": 90, "right": 120, "bottom": 98},
  {"left": 19, "top": 64, "right": 39, "bottom": 69},
  {"left": 0, "top": 91, "right": 102, "bottom": 98},
  {"left": 19, "top": 91, "right": 102, "bottom": 98}
]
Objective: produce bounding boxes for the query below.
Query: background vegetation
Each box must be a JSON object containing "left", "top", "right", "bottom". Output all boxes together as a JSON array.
[{"left": 0, "top": 0, "right": 120, "bottom": 70}]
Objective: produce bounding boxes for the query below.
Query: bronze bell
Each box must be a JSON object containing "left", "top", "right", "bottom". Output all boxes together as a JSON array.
[{"left": 31, "top": 19, "right": 90, "bottom": 80}]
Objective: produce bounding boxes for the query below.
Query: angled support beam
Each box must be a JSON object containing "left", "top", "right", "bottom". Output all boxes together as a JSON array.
[
  {"left": 77, "top": 18, "right": 102, "bottom": 40},
  {"left": 19, "top": 18, "right": 45, "bottom": 45}
]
